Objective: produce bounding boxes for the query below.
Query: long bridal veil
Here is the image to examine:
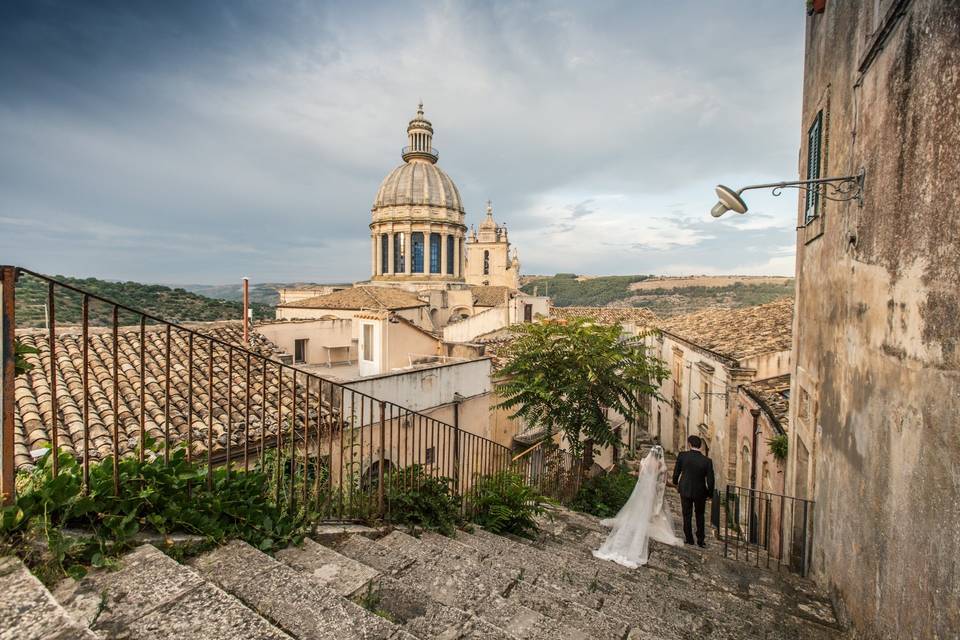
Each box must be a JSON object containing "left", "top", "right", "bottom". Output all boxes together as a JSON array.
[{"left": 592, "top": 445, "right": 681, "bottom": 568}]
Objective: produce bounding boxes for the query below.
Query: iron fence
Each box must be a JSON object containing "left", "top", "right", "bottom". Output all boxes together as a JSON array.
[
  {"left": 0, "top": 266, "right": 516, "bottom": 521},
  {"left": 718, "top": 484, "right": 815, "bottom": 576}
]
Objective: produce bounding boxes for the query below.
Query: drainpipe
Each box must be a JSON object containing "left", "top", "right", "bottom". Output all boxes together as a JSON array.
[
  {"left": 242, "top": 277, "right": 250, "bottom": 347},
  {"left": 749, "top": 407, "right": 761, "bottom": 544}
]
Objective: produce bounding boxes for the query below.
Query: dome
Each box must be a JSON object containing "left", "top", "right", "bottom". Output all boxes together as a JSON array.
[{"left": 373, "top": 161, "right": 464, "bottom": 213}]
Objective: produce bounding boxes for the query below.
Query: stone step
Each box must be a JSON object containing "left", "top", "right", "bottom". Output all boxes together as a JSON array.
[
  {"left": 276, "top": 538, "right": 380, "bottom": 597},
  {"left": 52, "top": 544, "right": 292, "bottom": 639},
  {"left": 0, "top": 556, "right": 98, "bottom": 640},
  {"left": 376, "top": 530, "right": 630, "bottom": 640},
  {"left": 295, "top": 534, "right": 514, "bottom": 639},
  {"left": 191, "top": 540, "right": 403, "bottom": 640},
  {"left": 539, "top": 509, "right": 844, "bottom": 635}
]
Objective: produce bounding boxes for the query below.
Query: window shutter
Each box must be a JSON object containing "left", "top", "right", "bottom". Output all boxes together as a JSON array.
[{"left": 805, "top": 112, "right": 823, "bottom": 223}]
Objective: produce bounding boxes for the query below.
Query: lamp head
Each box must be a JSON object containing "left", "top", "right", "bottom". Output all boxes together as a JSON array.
[{"left": 710, "top": 184, "right": 749, "bottom": 217}]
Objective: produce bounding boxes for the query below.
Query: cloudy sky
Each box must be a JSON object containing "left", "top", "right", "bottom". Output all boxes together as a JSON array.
[{"left": 0, "top": 1, "right": 806, "bottom": 285}]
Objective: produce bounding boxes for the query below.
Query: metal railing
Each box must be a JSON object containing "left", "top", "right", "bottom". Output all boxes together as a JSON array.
[
  {"left": 512, "top": 439, "right": 582, "bottom": 503},
  {"left": 718, "top": 484, "right": 815, "bottom": 576},
  {"left": 401, "top": 146, "right": 438, "bottom": 161},
  {"left": 0, "top": 266, "right": 515, "bottom": 521}
]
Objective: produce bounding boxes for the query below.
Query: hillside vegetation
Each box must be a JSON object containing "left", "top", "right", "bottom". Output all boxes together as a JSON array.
[
  {"left": 14, "top": 273, "right": 274, "bottom": 328},
  {"left": 522, "top": 273, "right": 794, "bottom": 317}
]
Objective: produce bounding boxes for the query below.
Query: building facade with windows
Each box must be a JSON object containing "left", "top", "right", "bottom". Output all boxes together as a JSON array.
[
  {"left": 787, "top": 2, "right": 960, "bottom": 636},
  {"left": 463, "top": 202, "right": 520, "bottom": 289},
  {"left": 647, "top": 299, "right": 793, "bottom": 486}
]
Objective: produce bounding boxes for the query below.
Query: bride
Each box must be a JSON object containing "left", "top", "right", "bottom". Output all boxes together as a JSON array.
[{"left": 592, "top": 445, "right": 681, "bottom": 568}]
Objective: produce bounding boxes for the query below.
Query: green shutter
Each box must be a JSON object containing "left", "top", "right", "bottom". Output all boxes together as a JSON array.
[{"left": 805, "top": 111, "right": 822, "bottom": 223}]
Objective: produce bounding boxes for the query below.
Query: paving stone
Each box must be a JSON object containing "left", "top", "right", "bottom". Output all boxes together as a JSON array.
[
  {"left": 125, "top": 581, "right": 292, "bottom": 640},
  {"left": 333, "top": 534, "right": 418, "bottom": 576},
  {"left": 276, "top": 538, "right": 380, "bottom": 597},
  {"left": 0, "top": 556, "right": 97, "bottom": 640},
  {"left": 192, "top": 540, "right": 399, "bottom": 640},
  {"left": 53, "top": 544, "right": 206, "bottom": 636}
]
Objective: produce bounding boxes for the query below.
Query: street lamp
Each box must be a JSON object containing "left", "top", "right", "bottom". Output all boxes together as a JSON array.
[{"left": 710, "top": 170, "right": 866, "bottom": 218}]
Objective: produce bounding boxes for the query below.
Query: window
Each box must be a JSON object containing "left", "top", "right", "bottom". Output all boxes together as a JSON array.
[
  {"left": 429, "top": 233, "right": 441, "bottom": 273},
  {"left": 411, "top": 232, "right": 424, "bottom": 273},
  {"left": 380, "top": 234, "right": 388, "bottom": 274},
  {"left": 425, "top": 446, "right": 436, "bottom": 465},
  {"left": 294, "top": 339, "right": 308, "bottom": 364},
  {"left": 446, "top": 235, "right": 454, "bottom": 274},
  {"left": 805, "top": 111, "right": 823, "bottom": 223},
  {"left": 483, "top": 250, "right": 490, "bottom": 275},
  {"left": 362, "top": 324, "right": 374, "bottom": 362},
  {"left": 394, "top": 232, "right": 405, "bottom": 272}
]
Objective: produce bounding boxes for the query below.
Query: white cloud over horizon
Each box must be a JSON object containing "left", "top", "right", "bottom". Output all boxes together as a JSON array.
[{"left": 0, "top": 0, "right": 806, "bottom": 285}]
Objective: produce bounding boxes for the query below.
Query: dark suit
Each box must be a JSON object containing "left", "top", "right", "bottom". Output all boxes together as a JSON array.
[{"left": 672, "top": 450, "right": 715, "bottom": 545}]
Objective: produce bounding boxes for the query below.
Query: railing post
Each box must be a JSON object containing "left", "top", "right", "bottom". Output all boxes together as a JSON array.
[
  {"left": 378, "top": 401, "right": 385, "bottom": 516},
  {"left": 1, "top": 266, "right": 16, "bottom": 505}
]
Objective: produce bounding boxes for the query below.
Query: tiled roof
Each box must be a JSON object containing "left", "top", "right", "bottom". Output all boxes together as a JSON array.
[
  {"left": 744, "top": 374, "right": 791, "bottom": 433},
  {"left": 277, "top": 286, "right": 427, "bottom": 311},
  {"left": 550, "top": 306, "right": 658, "bottom": 328},
  {"left": 657, "top": 298, "right": 793, "bottom": 362},
  {"left": 12, "top": 322, "right": 313, "bottom": 471},
  {"left": 471, "top": 286, "right": 512, "bottom": 307}
]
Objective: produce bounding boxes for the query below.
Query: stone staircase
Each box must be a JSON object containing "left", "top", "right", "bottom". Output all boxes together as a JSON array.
[{"left": 1, "top": 508, "right": 846, "bottom": 640}]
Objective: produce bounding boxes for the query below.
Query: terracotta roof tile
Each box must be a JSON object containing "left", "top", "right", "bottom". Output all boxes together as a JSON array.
[
  {"left": 744, "top": 374, "right": 791, "bottom": 432},
  {"left": 470, "top": 286, "right": 512, "bottom": 307},
  {"left": 657, "top": 298, "right": 793, "bottom": 362},
  {"left": 12, "top": 322, "right": 315, "bottom": 471},
  {"left": 277, "top": 286, "right": 427, "bottom": 311},
  {"left": 550, "top": 306, "right": 658, "bottom": 328}
]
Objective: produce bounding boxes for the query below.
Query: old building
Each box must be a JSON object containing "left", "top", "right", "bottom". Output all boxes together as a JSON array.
[
  {"left": 464, "top": 202, "right": 520, "bottom": 289},
  {"left": 786, "top": 2, "right": 960, "bottom": 636},
  {"left": 648, "top": 298, "right": 793, "bottom": 485}
]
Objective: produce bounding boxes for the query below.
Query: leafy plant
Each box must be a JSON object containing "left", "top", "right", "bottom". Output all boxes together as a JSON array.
[
  {"left": 768, "top": 434, "right": 789, "bottom": 462},
  {"left": 382, "top": 465, "right": 462, "bottom": 535},
  {"left": 469, "top": 471, "right": 550, "bottom": 538},
  {"left": 14, "top": 339, "right": 38, "bottom": 377},
  {"left": 569, "top": 467, "right": 637, "bottom": 518},
  {"left": 0, "top": 442, "right": 308, "bottom": 583},
  {"left": 496, "top": 317, "right": 669, "bottom": 456}
]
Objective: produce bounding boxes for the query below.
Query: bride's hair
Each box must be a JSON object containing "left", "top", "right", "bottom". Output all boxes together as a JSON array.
[{"left": 650, "top": 445, "right": 664, "bottom": 460}]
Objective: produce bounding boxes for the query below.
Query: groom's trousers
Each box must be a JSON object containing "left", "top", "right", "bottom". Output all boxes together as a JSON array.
[{"left": 680, "top": 496, "right": 707, "bottom": 544}]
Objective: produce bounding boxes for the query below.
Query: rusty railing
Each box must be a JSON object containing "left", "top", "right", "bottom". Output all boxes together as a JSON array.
[{"left": 0, "top": 266, "right": 516, "bottom": 520}]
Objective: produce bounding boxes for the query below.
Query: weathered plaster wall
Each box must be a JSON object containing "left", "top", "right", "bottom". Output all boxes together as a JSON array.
[{"left": 789, "top": 2, "right": 960, "bottom": 636}]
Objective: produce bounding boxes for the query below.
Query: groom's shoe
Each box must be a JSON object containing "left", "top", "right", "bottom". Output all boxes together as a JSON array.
[
  {"left": 697, "top": 541, "right": 706, "bottom": 548},
  {"left": 684, "top": 539, "right": 695, "bottom": 546}
]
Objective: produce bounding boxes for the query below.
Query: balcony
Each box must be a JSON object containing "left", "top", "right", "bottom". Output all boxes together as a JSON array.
[{"left": 401, "top": 146, "right": 438, "bottom": 162}]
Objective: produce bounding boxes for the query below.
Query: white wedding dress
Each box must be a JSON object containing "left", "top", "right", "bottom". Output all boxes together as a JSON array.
[{"left": 592, "top": 446, "right": 682, "bottom": 568}]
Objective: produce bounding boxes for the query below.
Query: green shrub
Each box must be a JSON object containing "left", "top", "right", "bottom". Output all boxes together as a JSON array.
[
  {"left": 569, "top": 468, "right": 637, "bottom": 518},
  {"left": 0, "top": 442, "right": 307, "bottom": 582},
  {"left": 768, "top": 434, "right": 788, "bottom": 461},
  {"left": 469, "top": 471, "right": 550, "bottom": 538},
  {"left": 383, "top": 465, "right": 462, "bottom": 535}
]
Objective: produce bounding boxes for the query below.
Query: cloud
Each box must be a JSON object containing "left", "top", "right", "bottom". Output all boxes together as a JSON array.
[{"left": 0, "top": 0, "right": 805, "bottom": 283}]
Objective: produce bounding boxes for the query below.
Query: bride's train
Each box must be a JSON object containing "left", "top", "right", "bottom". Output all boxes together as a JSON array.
[{"left": 592, "top": 445, "right": 681, "bottom": 568}]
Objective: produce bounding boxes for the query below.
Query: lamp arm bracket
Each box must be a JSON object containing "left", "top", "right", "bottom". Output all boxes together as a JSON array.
[{"left": 738, "top": 169, "right": 865, "bottom": 205}]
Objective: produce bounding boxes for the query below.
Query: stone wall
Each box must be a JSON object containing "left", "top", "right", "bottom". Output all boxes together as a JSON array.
[{"left": 788, "top": 2, "right": 960, "bottom": 636}]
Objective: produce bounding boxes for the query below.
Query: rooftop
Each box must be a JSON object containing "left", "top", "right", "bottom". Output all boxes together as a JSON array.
[
  {"left": 277, "top": 286, "right": 427, "bottom": 311},
  {"left": 13, "top": 322, "right": 299, "bottom": 471},
  {"left": 744, "top": 374, "right": 791, "bottom": 433},
  {"left": 550, "top": 306, "right": 658, "bottom": 328},
  {"left": 470, "top": 285, "right": 512, "bottom": 307},
  {"left": 657, "top": 297, "right": 794, "bottom": 362}
]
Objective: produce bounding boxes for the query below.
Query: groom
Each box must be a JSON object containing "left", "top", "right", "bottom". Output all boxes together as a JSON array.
[{"left": 671, "top": 435, "right": 715, "bottom": 547}]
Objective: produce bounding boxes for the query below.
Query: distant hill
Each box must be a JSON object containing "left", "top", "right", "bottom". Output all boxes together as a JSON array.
[
  {"left": 181, "top": 282, "right": 351, "bottom": 306},
  {"left": 14, "top": 274, "right": 274, "bottom": 328},
  {"left": 522, "top": 273, "right": 794, "bottom": 317}
]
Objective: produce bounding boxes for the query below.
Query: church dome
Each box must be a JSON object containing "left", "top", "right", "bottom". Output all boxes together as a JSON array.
[
  {"left": 372, "top": 103, "right": 465, "bottom": 214},
  {"left": 373, "top": 161, "right": 464, "bottom": 213}
]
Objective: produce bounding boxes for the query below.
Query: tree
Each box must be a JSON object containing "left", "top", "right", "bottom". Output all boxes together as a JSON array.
[{"left": 495, "top": 318, "right": 669, "bottom": 456}]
